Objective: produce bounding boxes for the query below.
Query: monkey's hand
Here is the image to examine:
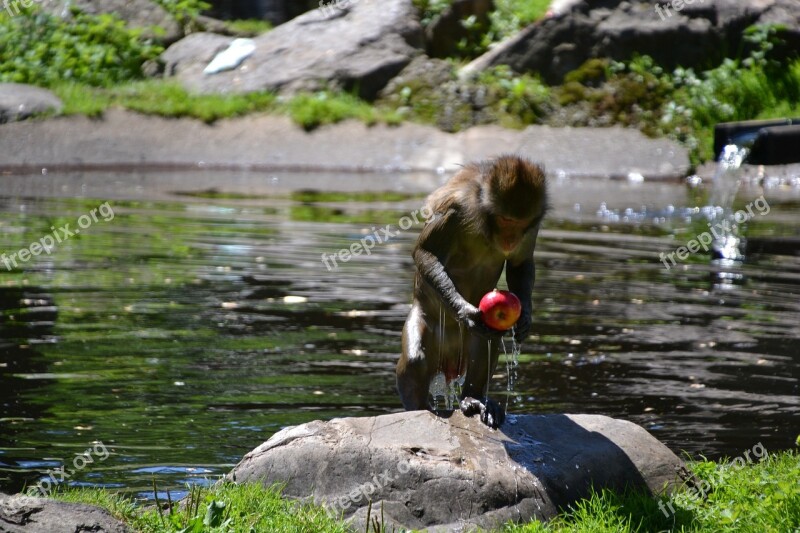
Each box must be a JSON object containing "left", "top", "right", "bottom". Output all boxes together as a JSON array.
[
  {"left": 513, "top": 311, "right": 531, "bottom": 344},
  {"left": 460, "top": 305, "right": 506, "bottom": 341},
  {"left": 460, "top": 397, "right": 505, "bottom": 428}
]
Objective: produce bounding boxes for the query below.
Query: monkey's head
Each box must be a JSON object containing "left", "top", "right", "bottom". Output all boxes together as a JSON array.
[{"left": 481, "top": 155, "right": 547, "bottom": 255}]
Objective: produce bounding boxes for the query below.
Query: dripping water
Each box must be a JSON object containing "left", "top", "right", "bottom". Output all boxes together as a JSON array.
[
  {"left": 703, "top": 144, "right": 750, "bottom": 287},
  {"left": 429, "top": 304, "right": 464, "bottom": 410},
  {"left": 501, "top": 332, "right": 523, "bottom": 413}
]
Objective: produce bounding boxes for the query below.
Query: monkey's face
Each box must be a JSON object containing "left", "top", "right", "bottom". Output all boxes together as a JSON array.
[{"left": 492, "top": 215, "right": 534, "bottom": 255}]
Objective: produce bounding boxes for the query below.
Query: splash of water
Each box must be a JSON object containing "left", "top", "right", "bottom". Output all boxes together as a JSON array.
[
  {"left": 705, "top": 144, "right": 749, "bottom": 262},
  {"left": 429, "top": 371, "right": 463, "bottom": 410}
]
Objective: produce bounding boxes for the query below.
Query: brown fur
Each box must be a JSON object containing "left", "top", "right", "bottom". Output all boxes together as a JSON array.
[{"left": 396, "top": 154, "right": 547, "bottom": 428}]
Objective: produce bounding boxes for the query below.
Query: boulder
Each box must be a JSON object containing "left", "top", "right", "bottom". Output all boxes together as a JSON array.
[
  {"left": 0, "top": 493, "right": 131, "bottom": 533},
  {"left": 161, "top": 0, "right": 424, "bottom": 99},
  {"left": 228, "top": 411, "right": 684, "bottom": 531},
  {"left": 39, "top": 0, "right": 182, "bottom": 44},
  {"left": 463, "top": 0, "right": 800, "bottom": 83},
  {"left": 0, "top": 84, "right": 62, "bottom": 124}
]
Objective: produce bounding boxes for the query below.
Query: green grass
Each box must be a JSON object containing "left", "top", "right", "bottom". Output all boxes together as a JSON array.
[
  {"left": 52, "top": 81, "right": 276, "bottom": 122},
  {"left": 53, "top": 483, "right": 350, "bottom": 532},
  {"left": 507, "top": 449, "right": 800, "bottom": 532},
  {"left": 284, "top": 91, "right": 402, "bottom": 130},
  {"left": 224, "top": 18, "right": 273, "bottom": 36},
  {"left": 49, "top": 449, "right": 799, "bottom": 533},
  {"left": 50, "top": 82, "right": 403, "bottom": 128}
]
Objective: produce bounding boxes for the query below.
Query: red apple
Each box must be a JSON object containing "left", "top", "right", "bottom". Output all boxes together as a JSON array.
[{"left": 479, "top": 289, "right": 522, "bottom": 331}]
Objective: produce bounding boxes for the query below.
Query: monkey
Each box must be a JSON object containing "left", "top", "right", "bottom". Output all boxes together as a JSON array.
[{"left": 396, "top": 155, "right": 547, "bottom": 428}]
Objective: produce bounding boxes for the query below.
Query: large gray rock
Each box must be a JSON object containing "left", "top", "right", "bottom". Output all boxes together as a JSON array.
[
  {"left": 463, "top": 0, "right": 800, "bottom": 83},
  {"left": 0, "top": 493, "right": 131, "bottom": 533},
  {"left": 161, "top": 0, "right": 424, "bottom": 99},
  {"left": 228, "top": 411, "right": 684, "bottom": 531},
  {"left": 0, "top": 84, "right": 62, "bottom": 124},
  {"left": 40, "top": 0, "right": 182, "bottom": 44}
]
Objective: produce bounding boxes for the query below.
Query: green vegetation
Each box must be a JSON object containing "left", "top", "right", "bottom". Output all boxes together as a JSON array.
[
  {"left": 1, "top": 3, "right": 798, "bottom": 162},
  {"left": 0, "top": 7, "right": 162, "bottom": 87},
  {"left": 54, "top": 483, "right": 349, "bottom": 532},
  {"left": 223, "top": 18, "right": 273, "bottom": 36},
  {"left": 509, "top": 448, "right": 800, "bottom": 532},
  {"left": 285, "top": 91, "right": 402, "bottom": 130},
  {"left": 51, "top": 448, "right": 800, "bottom": 532},
  {"left": 413, "top": 0, "right": 550, "bottom": 57},
  {"left": 154, "top": 0, "right": 210, "bottom": 31},
  {"left": 53, "top": 81, "right": 276, "bottom": 122},
  {"left": 568, "top": 26, "right": 800, "bottom": 163}
]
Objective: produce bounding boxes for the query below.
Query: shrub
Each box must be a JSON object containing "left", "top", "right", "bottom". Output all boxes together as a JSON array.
[{"left": 0, "top": 8, "right": 162, "bottom": 87}]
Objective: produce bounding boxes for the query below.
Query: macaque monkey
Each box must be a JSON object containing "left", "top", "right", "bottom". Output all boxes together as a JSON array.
[{"left": 396, "top": 155, "right": 547, "bottom": 428}]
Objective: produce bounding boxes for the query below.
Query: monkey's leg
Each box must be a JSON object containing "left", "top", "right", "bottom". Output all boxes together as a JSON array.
[
  {"left": 460, "top": 334, "right": 505, "bottom": 428},
  {"left": 397, "top": 303, "right": 437, "bottom": 411}
]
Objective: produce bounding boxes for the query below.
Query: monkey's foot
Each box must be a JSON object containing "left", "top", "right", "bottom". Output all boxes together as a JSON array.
[{"left": 459, "top": 397, "right": 505, "bottom": 429}]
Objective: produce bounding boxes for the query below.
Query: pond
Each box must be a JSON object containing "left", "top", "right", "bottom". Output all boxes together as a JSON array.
[{"left": 0, "top": 169, "right": 798, "bottom": 499}]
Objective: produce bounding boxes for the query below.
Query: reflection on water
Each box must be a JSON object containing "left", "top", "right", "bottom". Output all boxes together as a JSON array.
[{"left": 0, "top": 171, "right": 798, "bottom": 499}]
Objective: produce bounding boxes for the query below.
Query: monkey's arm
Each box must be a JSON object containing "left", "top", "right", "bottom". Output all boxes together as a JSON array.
[
  {"left": 413, "top": 211, "right": 500, "bottom": 338},
  {"left": 506, "top": 255, "right": 535, "bottom": 343}
]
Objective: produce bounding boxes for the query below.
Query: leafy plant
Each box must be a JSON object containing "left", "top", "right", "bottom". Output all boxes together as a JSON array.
[
  {"left": 153, "top": 0, "right": 210, "bottom": 32},
  {"left": 412, "top": 0, "right": 453, "bottom": 26},
  {"left": 0, "top": 8, "right": 162, "bottom": 87},
  {"left": 477, "top": 65, "right": 552, "bottom": 126},
  {"left": 285, "top": 91, "right": 401, "bottom": 130}
]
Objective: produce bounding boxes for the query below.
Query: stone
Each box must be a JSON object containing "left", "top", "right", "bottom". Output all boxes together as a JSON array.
[
  {"left": 228, "top": 411, "right": 685, "bottom": 531},
  {"left": 161, "top": 0, "right": 424, "bottom": 99},
  {"left": 462, "top": 0, "right": 800, "bottom": 83},
  {"left": 0, "top": 84, "right": 62, "bottom": 124},
  {"left": 0, "top": 493, "right": 131, "bottom": 533},
  {"left": 39, "top": 0, "right": 182, "bottom": 44}
]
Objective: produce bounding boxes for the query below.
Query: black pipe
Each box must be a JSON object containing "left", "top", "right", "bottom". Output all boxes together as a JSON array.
[{"left": 714, "top": 118, "right": 800, "bottom": 164}]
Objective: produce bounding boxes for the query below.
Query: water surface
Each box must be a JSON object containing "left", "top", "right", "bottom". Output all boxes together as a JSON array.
[{"left": 0, "top": 170, "right": 797, "bottom": 499}]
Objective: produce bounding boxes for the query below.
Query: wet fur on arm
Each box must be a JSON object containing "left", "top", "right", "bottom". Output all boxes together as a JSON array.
[{"left": 412, "top": 208, "right": 476, "bottom": 320}]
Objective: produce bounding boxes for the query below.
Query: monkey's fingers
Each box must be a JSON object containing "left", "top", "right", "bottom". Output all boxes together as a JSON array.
[
  {"left": 460, "top": 397, "right": 505, "bottom": 428},
  {"left": 459, "top": 397, "right": 484, "bottom": 417},
  {"left": 481, "top": 398, "right": 506, "bottom": 429},
  {"left": 466, "top": 318, "right": 507, "bottom": 341}
]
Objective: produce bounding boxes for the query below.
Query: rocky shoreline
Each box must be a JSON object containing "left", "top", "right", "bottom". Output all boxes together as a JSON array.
[{"left": 0, "top": 109, "right": 689, "bottom": 180}]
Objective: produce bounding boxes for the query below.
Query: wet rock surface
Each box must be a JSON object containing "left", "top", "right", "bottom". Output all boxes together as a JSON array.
[
  {"left": 161, "top": 0, "right": 424, "bottom": 98},
  {"left": 228, "top": 411, "right": 684, "bottom": 531},
  {"left": 0, "top": 84, "right": 62, "bottom": 124},
  {"left": 0, "top": 493, "right": 131, "bottom": 533}
]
